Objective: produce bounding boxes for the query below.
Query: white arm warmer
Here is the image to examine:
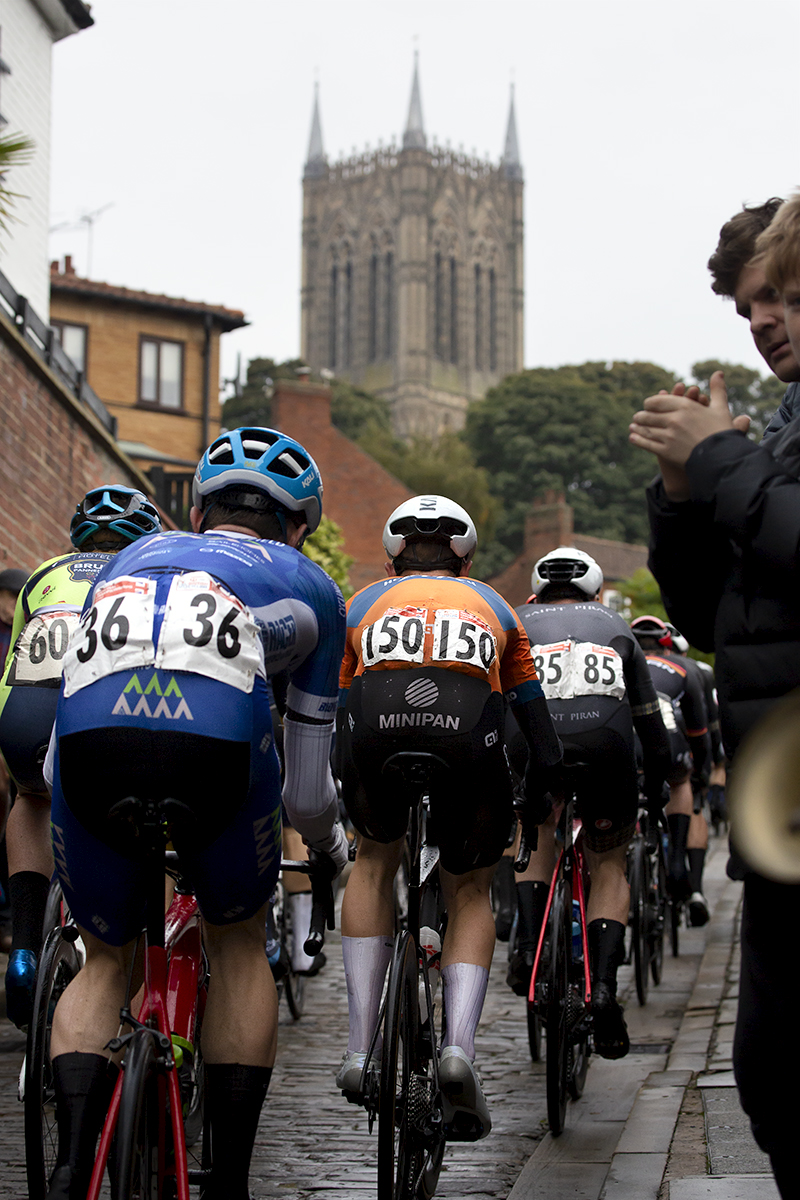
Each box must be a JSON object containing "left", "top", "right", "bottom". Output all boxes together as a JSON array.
[{"left": 282, "top": 716, "right": 339, "bottom": 847}]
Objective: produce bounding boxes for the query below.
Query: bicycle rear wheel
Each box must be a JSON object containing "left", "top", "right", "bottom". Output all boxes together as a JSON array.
[
  {"left": 378, "top": 932, "right": 443, "bottom": 1200},
  {"left": 630, "top": 838, "right": 650, "bottom": 1006},
  {"left": 545, "top": 880, "right": 571, "bottom": 1136},
  {"left": 115, "top": 1030, "right": 170, "bottom": 1200},
  {"left": 24, "top": 924, "right": 81, "bottom": 1200},
  {"left": 670, "top": 897, "right": 681, "bottom": 958},
  {"left": 650, "top": 845, "right": 667, "bottom": 986}
]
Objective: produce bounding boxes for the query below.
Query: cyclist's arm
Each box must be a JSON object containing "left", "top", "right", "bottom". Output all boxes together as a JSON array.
[
  {"left": 680, "top": 671, "right": 711, "bottom": 783},
  {"left": 501, "top": 620, "right": 563, "bottom": 779},
  {"left": 624, "top": 641, "right": 672, "bottom": 791}
]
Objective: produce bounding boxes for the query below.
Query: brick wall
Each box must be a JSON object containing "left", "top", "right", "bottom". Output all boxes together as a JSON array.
[
  {"left": 48, "top": 289, "right": 223, "bottom": 467},
  {"left": 271, "top": 379, "right": 412, "bottom": 593},
  {"left": 0, "top": 311, "right": 155, "bottom": 575}
]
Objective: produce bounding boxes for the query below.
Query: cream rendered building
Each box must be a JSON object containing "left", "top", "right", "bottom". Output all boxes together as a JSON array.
[{"left": 300, "top": 59, "right": 524, "bottom": 438}]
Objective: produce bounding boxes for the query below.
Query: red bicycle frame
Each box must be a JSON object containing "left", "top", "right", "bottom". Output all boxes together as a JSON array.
[{"left": 527, "top": 812, "right": 592, "bottom": 1006}]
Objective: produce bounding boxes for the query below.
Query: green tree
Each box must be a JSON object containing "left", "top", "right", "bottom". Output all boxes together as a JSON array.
[
  {"left": 0, "top": 131, "right": 34, "bottom": 240},
  {"left": 220, "top": 357, "right": 304, "bottom": 428},
  {"left": 303, "top": 515, "right": 354, "bottom": 596},
  {"left": 464, "top": 362, "right": 676, "bottom": 568},
  {"left": 330, "top": 378, "right": 392, "bottom": 441},
  {"left": 617, "top": 567, "right": 714, "bottom": 665},
  {"left": 691, "top": 360, "right": 785, "bottom": 441}
]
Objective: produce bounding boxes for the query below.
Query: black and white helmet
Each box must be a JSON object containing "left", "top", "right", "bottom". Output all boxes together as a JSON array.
[
  {"left": 383, "top": 495, "right": 477, "bottom": 570},
  {"left": 531, "top": 547, "right": 603, "bottom": 599}
]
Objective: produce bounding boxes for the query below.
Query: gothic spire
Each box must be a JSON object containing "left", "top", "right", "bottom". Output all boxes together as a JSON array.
[
  {"left": 304, "top": 83, "right": 327, "bottom": 179},
  {"left": 403, "top": 52, "right": 427, "bottom": 150},
  {"left": 502, "top": 84, "right": 523, "bottom": 180}
]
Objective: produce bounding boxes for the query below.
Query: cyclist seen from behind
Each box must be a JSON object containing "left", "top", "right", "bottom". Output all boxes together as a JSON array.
[
  {"left": 508, "top": 549, "right": 672, "bottom": 1058},
  {"left": 630, "top": 616, "right": 712, "bottom": 925},
  {"left": 0, "top": 486, "right": 162, "bottom": 1029},
  {"left": 44, "top": 429, "right": 347, "bottom": 1200},
  {"left": 336, "top": 495, "right": 563, "bottom": 1140}
]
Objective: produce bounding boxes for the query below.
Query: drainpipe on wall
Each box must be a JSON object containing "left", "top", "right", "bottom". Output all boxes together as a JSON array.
[{"left": 201, "top": 313, "right": 212, "bottom": 451}]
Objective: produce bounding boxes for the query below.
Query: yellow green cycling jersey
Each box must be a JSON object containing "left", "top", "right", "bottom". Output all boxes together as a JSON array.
[{"left": 0, "top": 551, "right": 114, "bottom": 710}]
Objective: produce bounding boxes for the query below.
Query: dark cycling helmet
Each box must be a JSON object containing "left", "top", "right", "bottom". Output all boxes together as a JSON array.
[
  {"left": 192, "top": 427, "right": 323, "bottom": 534},
  {"left": 630, "top": 614, "right": 673, "bottom": 649},
  {"left": 70, "top": 486, "right": 163, "bottom": 549}
]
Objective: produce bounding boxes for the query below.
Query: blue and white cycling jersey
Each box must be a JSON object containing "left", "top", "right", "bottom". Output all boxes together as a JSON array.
[{"left": 64, "top": 529, "right": 345, "bottom": 720}]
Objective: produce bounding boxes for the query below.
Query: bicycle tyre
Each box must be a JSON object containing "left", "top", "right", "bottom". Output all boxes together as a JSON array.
[
  {"left": 630, "top": 838, "right": 650, "bottom": 1006},
  {"left": 650, "top": 845, "right": 667, "bottom": 986},
  {"left": 670, "top": 896, "right": 681, "bottom": 958},
  {"left": 281, "top": 892, "right": 306, "bottom": 1021},
  {"left": 378, "top": 931, "right": 443, "bottom": 1200},
  {"left": 545, "top": 880, "right": 571, "bottom": 1137},
  {"left": 24, "top": 924, "right": 81, "bottom": 1200},
  {"left": 114, "top": 1030, "right": 167, "bottom": 1200},
  {"left": 526, "top": 1003, "right": 542, "bottom": 1062},
  {"left": 568, "top": 1026, "right": 589, "bottom": 1101}
]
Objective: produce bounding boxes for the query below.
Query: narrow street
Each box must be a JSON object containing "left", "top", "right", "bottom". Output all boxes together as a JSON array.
[{"left": 0, "top": 836, "right": 770, "bottom": 1199}]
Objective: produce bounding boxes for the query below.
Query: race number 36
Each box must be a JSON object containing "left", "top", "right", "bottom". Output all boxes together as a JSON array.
[
  {"left": 156, "top": 571, "right": 262, "bottom": 692},
  {"left": 432, "top": 609, "right": 497, "bottom": 673},
  {"left": 63, "top": 577, "right": 157, "bottom": 696}
]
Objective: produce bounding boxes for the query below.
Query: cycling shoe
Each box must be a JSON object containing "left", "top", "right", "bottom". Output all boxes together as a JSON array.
[
  {"left": 5, "top": 948, "right": 37, "bottom": 1031},
  {"left": 335, "top": 1050, "right": 378, "bottom": 1103},
  {"left": 439, "top": 1045, "right": 492, "bottom": 1141},
  {"left": 506, "top": 950, "right": 534, "bottom": 998},
  {"left": 592, "top": 981, "right": 630, "bottom": 1060},
  {"left": 688, "top": 892, "right": 710, "bottom": 927}
]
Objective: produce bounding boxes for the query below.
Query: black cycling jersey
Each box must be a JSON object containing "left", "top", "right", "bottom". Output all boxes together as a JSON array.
[{"left": 641, "top": 649, "right": 711, "bottom": 782}]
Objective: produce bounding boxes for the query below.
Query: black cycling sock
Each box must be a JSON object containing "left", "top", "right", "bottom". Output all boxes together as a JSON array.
[
  {"left": 667, "top": 813, "right": 690, "bottom": 873},
  {"left": 515, "top": 881, "right": 549, "bottom": 954},
  {"left": 588, "top": 919, "right": 626, "bottom": 995},
  {"left": 9, "top": 870, "right": 51, "bottom": 956},
  {"left": 50, "top": 1052, "right": 118, "bottom": 1194},
  {"left": 205, "top": 1063, "right": 272, "bottom": 1200},
  {"left": 687, "top": 848, "right": 706, "bottom": 894}
]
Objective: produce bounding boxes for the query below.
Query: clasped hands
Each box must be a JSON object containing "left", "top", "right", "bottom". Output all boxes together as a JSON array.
[{"left": 629, "top": 370, "right": 750, "bottom": 500}]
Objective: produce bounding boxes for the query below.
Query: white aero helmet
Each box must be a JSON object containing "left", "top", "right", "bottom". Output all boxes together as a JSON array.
[
  {"left": 383, "top": 495, "right": 477, "bottom": 567},
  {"left": 531, "top": 547, "right": 603, "bottom": 599}
]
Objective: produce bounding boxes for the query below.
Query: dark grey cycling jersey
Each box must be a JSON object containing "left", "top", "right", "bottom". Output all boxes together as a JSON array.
[{"left": 515, "top": 601, "right": 660, "bottom": 731}]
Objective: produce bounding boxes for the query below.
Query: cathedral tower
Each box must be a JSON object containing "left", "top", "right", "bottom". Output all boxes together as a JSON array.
[{"left": 300, "top": 61, "right": 524, "bottom": 438}]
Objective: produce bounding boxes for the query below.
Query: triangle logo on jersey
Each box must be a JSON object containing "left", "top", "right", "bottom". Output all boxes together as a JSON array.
[{"left": 112, "top": 674, "right": 193, "bottom": 720}]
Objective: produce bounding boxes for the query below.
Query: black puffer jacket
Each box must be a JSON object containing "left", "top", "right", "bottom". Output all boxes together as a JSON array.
[{"left": 647, "top": 419, "right": 800, "bottom": 757}]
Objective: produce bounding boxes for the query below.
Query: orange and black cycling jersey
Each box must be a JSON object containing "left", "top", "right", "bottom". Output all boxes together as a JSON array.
[{"left": 339, "top": 573, "right": 544, "bottom": 707}]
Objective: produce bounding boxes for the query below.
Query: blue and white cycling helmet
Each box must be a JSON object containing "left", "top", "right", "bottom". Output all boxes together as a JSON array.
[
  {"left": 70, "top": 486, "right": 162, "bottom": 549},
  {"left": 192, "top": 427, "right": 323, "bottom": 534}
]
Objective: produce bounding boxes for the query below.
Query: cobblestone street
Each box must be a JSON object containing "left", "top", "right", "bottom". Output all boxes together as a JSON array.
[{"left": 0, "top": 838, "right": 758, "bottom": 1199}]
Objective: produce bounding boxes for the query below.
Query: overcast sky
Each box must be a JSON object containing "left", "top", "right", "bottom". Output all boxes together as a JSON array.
[{"left": 49, "top": 0, "right": 799, "bottom": 397}]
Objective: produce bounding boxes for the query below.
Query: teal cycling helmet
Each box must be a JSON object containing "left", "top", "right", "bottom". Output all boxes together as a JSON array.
[
  {"left": 192, "top": 427, "right": 323, "bottom": 534},
  {"left": 70, "top": 486, "right": 162, "bottom": 549}
]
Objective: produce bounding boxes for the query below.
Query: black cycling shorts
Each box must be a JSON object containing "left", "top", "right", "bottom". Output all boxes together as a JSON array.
[
  {"left": 506, "top": 701, "right": 638, "bottom": 853},
  {"left": 0, "top": 684, "right": 58, "bottom": 795},
  {"left": 340, "top": 668, "right": 514, "bottom": 875}
]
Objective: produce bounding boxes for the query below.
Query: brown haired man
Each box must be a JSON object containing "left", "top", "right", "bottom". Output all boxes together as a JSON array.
[{"left": 628, "top": 202, "right": 800, "bottom": 1197}]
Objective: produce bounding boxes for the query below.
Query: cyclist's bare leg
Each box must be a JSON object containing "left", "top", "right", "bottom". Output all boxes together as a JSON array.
[
  {"left": 202, "top": 904, "right": 277, "bottom": 1067},
  {"left": 439, "top": 865, "right": 496, "bottom": 970},
  {"left": 687, "top": 810, "right": 710, "bottom": 924},
  {"left": 583, "top": 843, "right": 630, "bottom": 1060},
  {"left": 506, "top": 807, "right": 558, "bottom": 995},
  {"left": 281, "top": 824, "right": 321, "bottom": 973},
  {"left": 50, "top": 926, "right": 132, "bottom": 1057},
  {"left": 584, "top": 843, "right": 629, "bottom": 926},
  {"left": 339, "top": 835, "right": 403, "bottom": 1069},
  {"left": 665, "top": 776, "right": 692, "bottom": 893},
  {"left": 4, "top": 789, "right": 55, "bottom": 1025}
]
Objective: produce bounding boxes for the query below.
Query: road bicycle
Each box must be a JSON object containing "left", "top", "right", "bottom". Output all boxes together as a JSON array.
[
  {"left": 627, "top": 802, "right": 669, "bottom": 1006},
  {"left": 24, "top": 883, "right": 84, "bottom": 1200},
  {"left": 525, "top": 770, "right": 592, "bottom": 1137},
  {"left": 26, "top": 796, "right": 334, "bottom": 1200},
  {"left": 358, "top": 751, "right": 449, "bottom": 1200}
]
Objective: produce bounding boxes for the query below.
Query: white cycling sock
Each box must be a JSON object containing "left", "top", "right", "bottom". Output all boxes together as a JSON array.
[
  {"left": 288, "top": 893, "right": 315, "bottom": 972},
  {"left": 441, "top": 963, "right": 489, "bottom": 1061},
  {"left": 342, "top": 935, "right": 393, "bottom": 1055}
]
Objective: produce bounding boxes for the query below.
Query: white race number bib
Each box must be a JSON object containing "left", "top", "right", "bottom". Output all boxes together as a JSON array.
[
  {"left": 155, "top": 572, "right": 263, "bottom": 692},
  {"left": 431, "top": 609, "right": 497, "bottom": 673},
  {"left": 63, "top": 577, "right": 157, "bottom": 696},
  {"left": 362, "top": 606, "right": 427, "bottom": 667},
  {"left": 532, "top": 640, "right": 625, "bottom": 701},
  {"left": 9, "top": 611, "right": 81, "bottom": 686},
  {"left": 657, "top": 693, "right": 678, "bottom": 732}
]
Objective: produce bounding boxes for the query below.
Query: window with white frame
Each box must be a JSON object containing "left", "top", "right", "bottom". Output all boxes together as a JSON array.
[
  {"left": 139, "top": 337, "right": 183, "bottom": 409},
  {"left": 52, "top": 321, "right": 88, "bottom": 374}
]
